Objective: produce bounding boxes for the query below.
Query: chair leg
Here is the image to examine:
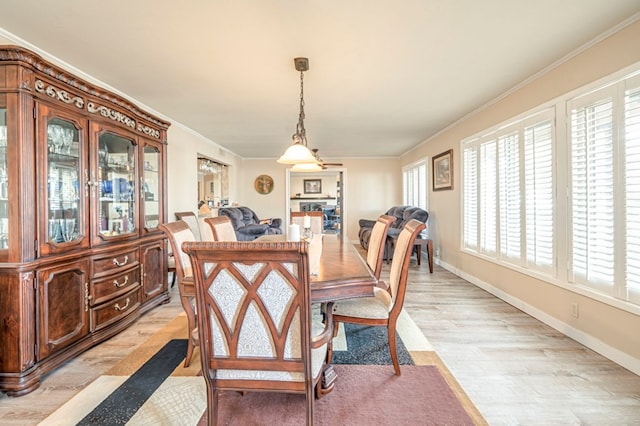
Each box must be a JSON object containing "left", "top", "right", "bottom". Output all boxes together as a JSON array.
[
  {"left": 387, "top": 321, "right": 401, "bottom": 376},
  {"left": 182, "top": 296, "right": 198, "bottom": 367},
  {"left": 204, "top": 385, "right": 218, "bottom": 426},
  {"left": 306, "top": 383, "right": 314, "bottom": 425},
  {"left": 184, "top": 338, "right": 195, "bottom": 368}
]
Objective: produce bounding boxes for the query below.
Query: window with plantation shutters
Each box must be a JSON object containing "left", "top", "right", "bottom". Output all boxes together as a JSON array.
[
  {"left": 461, "top": 65, "right": 640, "bottom": 309},
  {"left": 567, "top": 73, "right": 640, "bottom": 303},
  {"left": 403, "top": 159, "right": 428, "bottom": 211},
  {"left": 462, "top": 109, "right": 555, "bottom": 275}
]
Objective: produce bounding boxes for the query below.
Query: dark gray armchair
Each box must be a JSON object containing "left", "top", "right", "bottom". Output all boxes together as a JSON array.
[
  {"left": 218, "top": 206, "right": 282, "bottom": 241},
  {"left": 359, "top": 205, "right": 428, "bottom": 257}
]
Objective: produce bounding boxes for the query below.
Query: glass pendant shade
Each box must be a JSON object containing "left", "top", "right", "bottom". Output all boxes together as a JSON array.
[
  {"left": 291, "top": 161, "right": 323, "bottom": 172},
  {"left": 277, "top": 142, "right": 318, "bottom": 164}
]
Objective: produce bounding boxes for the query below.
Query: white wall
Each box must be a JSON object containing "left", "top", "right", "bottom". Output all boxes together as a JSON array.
[{"left": 400, "top": 20, "right": 640, "bottom": 373}]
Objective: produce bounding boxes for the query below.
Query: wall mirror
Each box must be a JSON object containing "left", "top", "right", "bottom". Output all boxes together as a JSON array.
[{"left": 197, "top": 156, "right": 229, "bottom": 209}]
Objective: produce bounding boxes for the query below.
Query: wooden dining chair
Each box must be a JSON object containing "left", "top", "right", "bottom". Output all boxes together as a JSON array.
[
  {"left": 329, "top": 219, "right": 425, "bottom": 376},
  {"left": 159, "top": 221, "right": 199, "bottom": 367},
  {"left": 204, "top": 216, "right": 237, "bottom": 241},
  {"left": 291, "top": 211, "right": 324, "bottom": 236},
  {"left": 182, "top": 241, "right": 334, "bottom": 426},
  {"left": 175, "top": 211, "right": 202, "bottom": 241},
  {"left": 366, "top": 214, "right": 396, "bottom": 279}
]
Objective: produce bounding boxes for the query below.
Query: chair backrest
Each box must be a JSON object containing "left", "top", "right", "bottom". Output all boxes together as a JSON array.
[
  {"left": 204, "top": 216, "right": 238, "bottom": 241},
  {"left": 175, "top": 211, "right": 201, "bottom": 241},
  {"left": 198, "top": 216, "right": 214, "bottom": 241},
  {"left": 291, "top": 211, "right": 323, "bottom": 235},
  {"left": 159, "top": 220, "right": 197, "bottom": 280},
  {"left": 182, "top": 241, "right": 314, "bottom": 385},
  {"left": 388, "top": 219, "right": 426, "bottom": 312},
  {"left": 366, "top": 214, "right": 395, "bottom": 279}
]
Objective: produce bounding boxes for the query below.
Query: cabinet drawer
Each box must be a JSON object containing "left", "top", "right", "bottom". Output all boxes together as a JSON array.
[
  {"left": 90, "top": 287, "right": 140, "bottom": 332},
  {"left": 93, "top": 248, "right": 138, "bottom": 277},
  {"left": 91, "top": 266, "right": 139, "bottom": 306}
]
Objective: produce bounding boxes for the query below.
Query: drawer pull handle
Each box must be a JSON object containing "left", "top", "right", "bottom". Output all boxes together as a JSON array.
[
  {"left": 114, "top": 298, "right": 130, "bottom": 311},
  {"left": 112, "top": 255, "right": 129, "bottom": 267},
  {"left": 113, "top": 276, "right": 129, "bottom": 288}
]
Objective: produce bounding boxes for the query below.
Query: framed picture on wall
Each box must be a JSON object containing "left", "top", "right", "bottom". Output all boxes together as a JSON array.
[
  {"left": 304, "top": 179, "right": 322, "bottom": 194},
  {"left": 433, "top": 149, "right": 453, "bottom": 191}
]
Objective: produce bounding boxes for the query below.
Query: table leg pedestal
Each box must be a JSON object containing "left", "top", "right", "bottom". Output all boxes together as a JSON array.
[{"left": 320, "top": 364, "right": 337, "bottom": 395}]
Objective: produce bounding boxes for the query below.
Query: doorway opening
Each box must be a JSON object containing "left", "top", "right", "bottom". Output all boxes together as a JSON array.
[{"left": 286, "top": 168, "right": 346, "bottom": 236}]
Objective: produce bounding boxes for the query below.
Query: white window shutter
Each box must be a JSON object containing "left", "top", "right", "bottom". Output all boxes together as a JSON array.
[
  {"left": 524, "top": 120, "right": 554, "bottom": 271},
  {"left": 498, "top": 132, "right": 522, "bottom": 261},
  {"left": 625, "top": 82, "right": 640, "bottom": 301},
  {"left": 463, "top": 146, "right": 479, "bottom": 250},
  {"left": 570, "top": 94, "right": 615, "bottom": 288},
  {"left": 480, "top": 140, "right": 497, "bottom": 255}
]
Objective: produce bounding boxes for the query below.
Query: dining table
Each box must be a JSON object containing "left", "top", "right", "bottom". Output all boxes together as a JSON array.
[{"left": 256, "top": 233, "right": 377, "bottom": 303}]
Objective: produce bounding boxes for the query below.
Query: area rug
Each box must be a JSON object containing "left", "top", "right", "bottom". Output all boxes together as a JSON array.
[{"left": 40, "top": 313, "right": 487, "bottom": 425}]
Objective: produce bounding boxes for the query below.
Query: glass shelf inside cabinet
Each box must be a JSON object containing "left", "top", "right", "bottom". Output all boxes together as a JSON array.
[
  {"left": 143, "top": 146, "right": 160, "bottom": 229},
  {"left": 47, "top": 118, "right": 81, "bottom": 244},
  {"left": 0, "top": 109, "right": 8, "bottom": 249},
  {"left": 98, "top": 133, "right": 137, "bottom": 237}
]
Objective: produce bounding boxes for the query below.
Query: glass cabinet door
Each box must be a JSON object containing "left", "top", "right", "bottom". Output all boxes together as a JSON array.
[
  {"left": 46, "top": 117, "right": 84, "bottom": 249},
  {"left": 97, "top": 132, "right": 137, "bottom": 238},
  {"left": 0, "top": 107, "right": 7, "bottom": 251},
  {"left": 142, "top": 142, "right": 161, "bottom": 231}
]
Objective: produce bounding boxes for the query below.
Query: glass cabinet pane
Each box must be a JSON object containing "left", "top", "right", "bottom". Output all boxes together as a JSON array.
[
  {"left": 98, "top": 133, "right": 136, "bottom": 236},
  {"left": 47, "top": 118, "right": 81, "bottom": 244},
  {"left": 0, "top": 108, "right": 7, "bottom": 250},
  {"left": 143, "top": 145, "right": 160, "bottom": 229}
]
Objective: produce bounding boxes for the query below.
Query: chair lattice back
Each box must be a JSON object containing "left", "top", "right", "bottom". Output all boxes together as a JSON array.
[{"left": 183, "top": 241, "right": 313, "bottom": 383}]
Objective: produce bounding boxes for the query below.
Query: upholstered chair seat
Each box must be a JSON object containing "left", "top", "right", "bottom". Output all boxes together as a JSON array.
[{"left": 332, "top": 287, "right": 392, "bottom": 319}]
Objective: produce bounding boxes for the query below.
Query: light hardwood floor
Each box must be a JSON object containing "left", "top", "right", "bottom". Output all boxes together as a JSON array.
[{"left": 1, "top": 254, "right": 639, "bottom": 425}]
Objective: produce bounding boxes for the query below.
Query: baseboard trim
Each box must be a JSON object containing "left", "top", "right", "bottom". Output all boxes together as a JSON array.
[{"left": 435, "top": 258, "right": 640, "bottom": 377}]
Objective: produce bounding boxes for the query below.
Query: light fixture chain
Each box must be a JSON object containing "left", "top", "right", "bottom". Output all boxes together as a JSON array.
[{"left": 299, "top": 69, "right": 305, "bottom": 122}]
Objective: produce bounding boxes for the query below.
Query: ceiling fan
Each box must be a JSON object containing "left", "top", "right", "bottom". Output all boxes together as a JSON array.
[{"left": 311, "top": 149, "right": 343, "bottom": 169}]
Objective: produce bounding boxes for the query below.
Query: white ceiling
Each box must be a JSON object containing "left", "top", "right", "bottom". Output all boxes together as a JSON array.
[{"left": 1, "top": 1, "right": 639, "bottom": 159}]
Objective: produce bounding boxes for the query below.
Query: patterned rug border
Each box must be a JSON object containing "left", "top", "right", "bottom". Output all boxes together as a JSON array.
[{"left": 45, "top": 312, "right": 487, "bottom": 425}]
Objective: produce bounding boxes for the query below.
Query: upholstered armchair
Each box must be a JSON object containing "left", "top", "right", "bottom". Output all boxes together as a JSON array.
[
  {"left": 218, "top": 206, "right": 282, "bottom": 241},
  {"left": 359, "top": 206, "right": 428, "bottom": 256}
]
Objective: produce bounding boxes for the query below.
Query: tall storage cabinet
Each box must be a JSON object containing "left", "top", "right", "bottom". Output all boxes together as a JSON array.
[{"left": 0, "top": 46, "right": 170, "bottom": 396}]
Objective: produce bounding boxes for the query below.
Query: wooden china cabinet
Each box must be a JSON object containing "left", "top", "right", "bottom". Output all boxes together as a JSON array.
[{"left": 0, "top": 46, "right": 170, "bottom": 396}]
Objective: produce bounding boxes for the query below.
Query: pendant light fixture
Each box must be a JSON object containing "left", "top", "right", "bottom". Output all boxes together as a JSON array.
[{"left": 277, "top": 57, "right": 320, "bottom": 165}]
